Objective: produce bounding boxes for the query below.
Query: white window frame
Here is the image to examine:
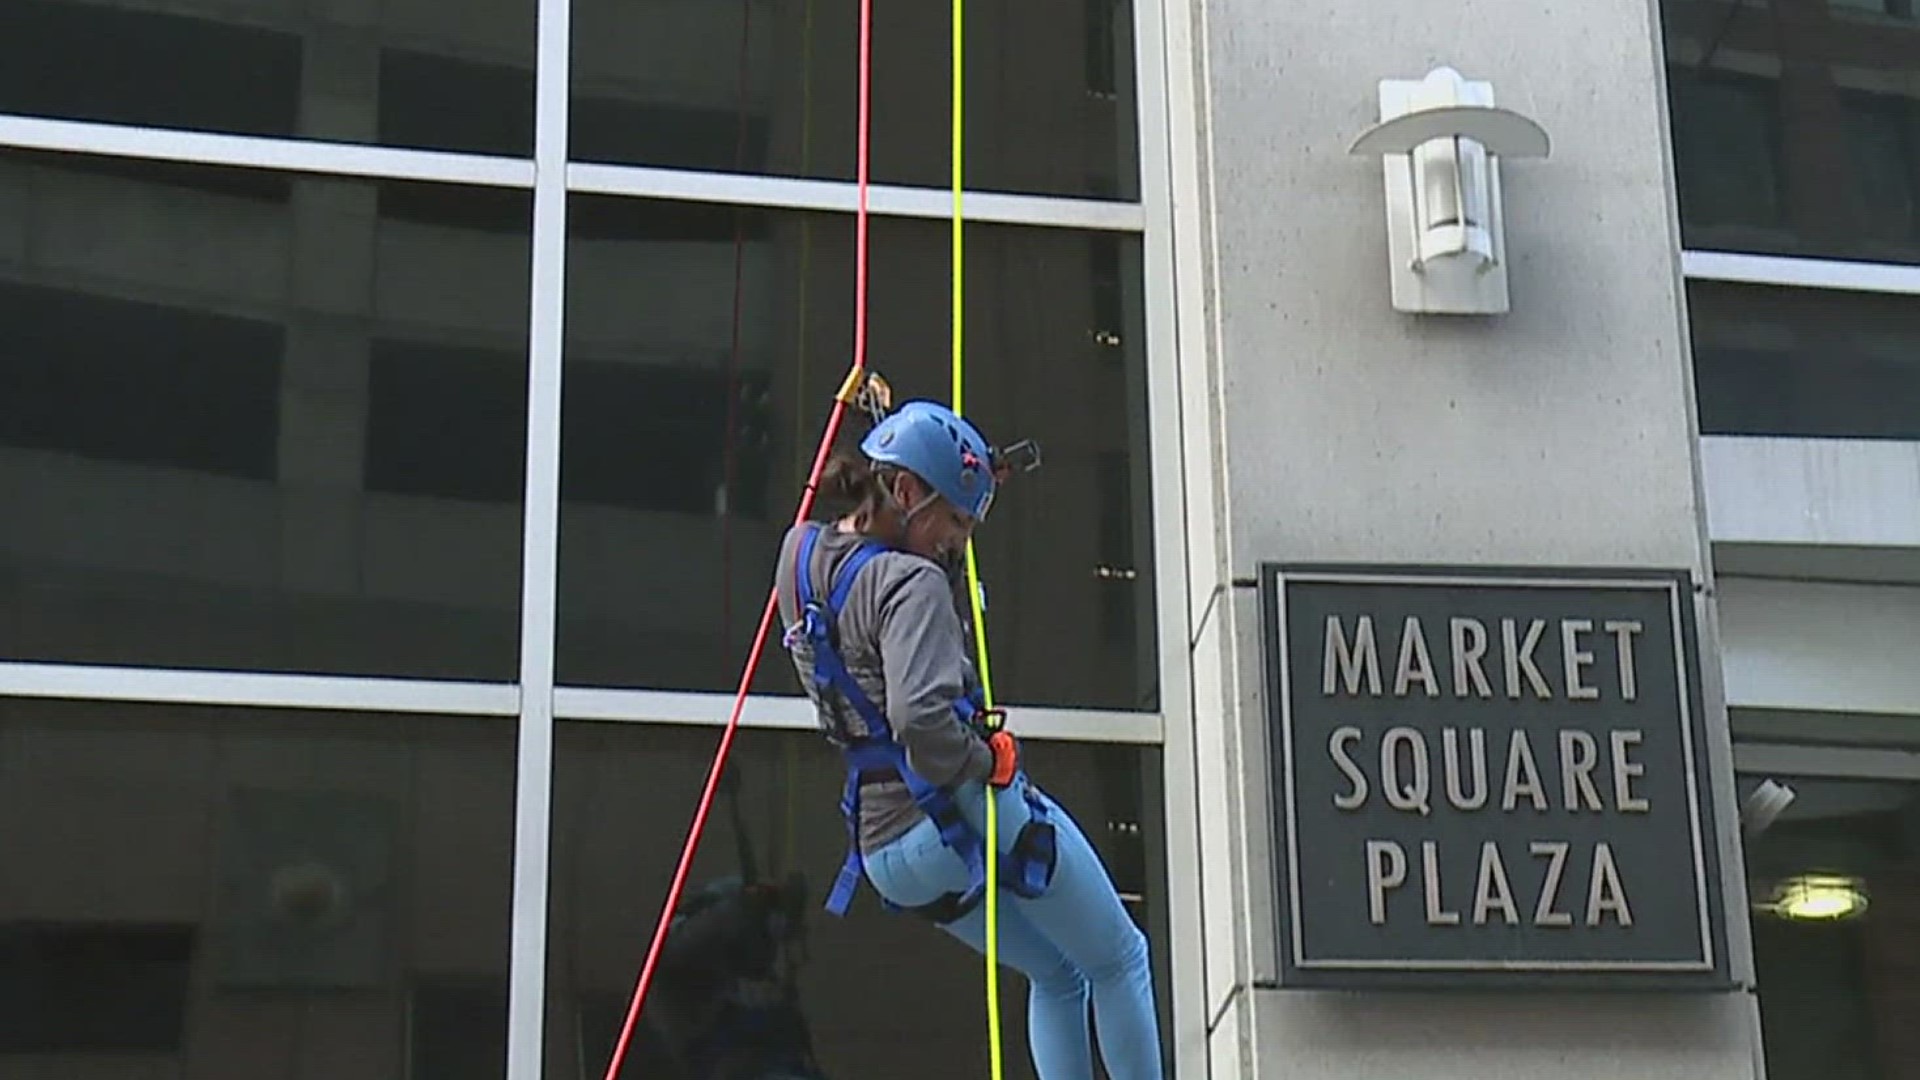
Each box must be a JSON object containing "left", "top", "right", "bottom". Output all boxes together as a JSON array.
[
  {"left": 1684, "top": 249, "right": 1920, "bottom": 296},
  {"left": 0, "top": 0, "right": 1204, "bottom": 1072}
]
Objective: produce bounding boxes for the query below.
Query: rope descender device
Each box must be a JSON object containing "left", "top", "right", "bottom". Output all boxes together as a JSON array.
[
  {"left": 834, "top": 366, "right": 895, "bottom": 427},
  {"left": 991, "top": 438, "right": 1041, "bottom": 483}
]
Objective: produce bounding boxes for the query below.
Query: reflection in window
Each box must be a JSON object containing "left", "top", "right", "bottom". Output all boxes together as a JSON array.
[
  {"left": 410, "top": 984, "right": 512, "bottom": 1080},
  {"left": 1086, "top": 0, "right": 1124, "bottom": 99},
  {"left": 0, "top": 699, "right": 516, "bottom": 1077},
  {"left": 0, "top": 923, "right": 194, "bottom": 1053},
  {"left": 364, "top": 339, "right": 529, "bottom": 504},
  {"left": 1740, "top": 772, "right": 1920, "bottom": 1080},
  {"left": 555, "top": 197, "right": 1158, "bottom": 710},
  {"left": 378, "top": 49, "right": 536, "bottom": 158},
  {"left": 545, "top": 721, "right": 1170, "bottom": 1080},
  {"left": 1097, "top": 451, "right": 1139, "bottom": 649},
  {"left": 1668, "top": 69, "right": 1783, "bottom": 242},
  {"left": 1826, "top": 0, "right": 1907, "bottom": 18},
  {"left": 1687, "top": 281, "right": 1920, "bottom": 438},
  {"left": 567, "top": 0, "right": 1140, "bottom": 199},
  {"left": 0, "top": 282, "right": 282, "bottom": 480},
  {"left": 1840, "top": 90, "right": 1919, "bottom": 248},
  {"left": 0, "top": 0, "right": 302, "bottom": 137},
  {"left": 1661, "top": 0, "right": 1920, "bottom": 262},
  {"left": 0, "top": 0, "right": 536, "bottom": 156},
  {"left": 0, "top": 148, "right": 532, "bottom": 680},
  {"left": 563, "top": 361, "right": 775, "bottom": 518}
]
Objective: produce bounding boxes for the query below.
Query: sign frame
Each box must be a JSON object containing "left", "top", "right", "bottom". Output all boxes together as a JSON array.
[{"left": 1258, "top": 562, "right": 1735, "bottom": 992}]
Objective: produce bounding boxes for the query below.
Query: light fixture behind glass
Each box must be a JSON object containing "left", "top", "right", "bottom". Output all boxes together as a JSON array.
[{"left": 1755, "top": 873, "right": 1871, "bottom": 922}]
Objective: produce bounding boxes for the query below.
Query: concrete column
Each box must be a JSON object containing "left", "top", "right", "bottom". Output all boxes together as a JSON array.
[
  {"left": 278, "top": 176, "right": 375, "bottom": 598},
  {"left": 1163, "top": 0, "right": 1764, "bottom": 1076},
  {"left": 277, "top": 6, "right": 383, "bottom": 598}
]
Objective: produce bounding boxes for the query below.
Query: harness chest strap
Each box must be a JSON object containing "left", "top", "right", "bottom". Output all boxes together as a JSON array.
[{"left": 783, "top": 522, "right": 1056, "bottom": 923}]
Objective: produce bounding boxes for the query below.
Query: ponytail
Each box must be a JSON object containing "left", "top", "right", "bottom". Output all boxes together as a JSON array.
[{"left": 817, "top": 448, "right": 891, "bottom": 521}]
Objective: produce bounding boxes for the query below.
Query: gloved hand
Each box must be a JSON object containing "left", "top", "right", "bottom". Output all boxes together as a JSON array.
[{"left": 985, "top": 729, "right": 1020, "bottom": 788}]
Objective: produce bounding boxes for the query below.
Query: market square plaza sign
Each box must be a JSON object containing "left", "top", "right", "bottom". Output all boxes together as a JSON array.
[{"left": 1259, "top": 564, "right": 1732, "bottom": 990}]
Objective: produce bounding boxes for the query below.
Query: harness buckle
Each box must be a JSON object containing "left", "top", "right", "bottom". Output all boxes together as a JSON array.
[{"left": 783, "top": 602, "right": 829, "bottom": 651}]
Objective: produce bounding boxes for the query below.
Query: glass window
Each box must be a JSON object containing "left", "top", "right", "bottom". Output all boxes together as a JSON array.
[
  {"left": 1826, "top": 0, "right": 1911, "bottom": 20},
  {"left": 0, "top": 697, "right": 516, "bottom": 1076},
  {"left": 1662, "top": 0, "right": 1920, "bottom": 262},
  {"left": 567, "top": 0, "right": 1141, "bottom": 201},
  {"left": 0, "top": 148, "right": 531, "bottom": 680},
  {"left": 1740, "top": 771, "right": 1920, "bottom": 1080},
  {"left": 0, "top": 0, "right": 536, "bottom": 157},
  {"left": 556, "top": 196, "right": 1157, "bottom": 711},
  {"left": 545, "top": 721, "right": 1172, "bottom": 1080},
  {"left": 1840, "top": 90, "right": 1919, "bottom": 242},
  {"left": 1668, "top": 68, "right": 1784, "bottom": 242},
  {"left": 1687, "top": 281, "right": 1920, "bottom": 438}
]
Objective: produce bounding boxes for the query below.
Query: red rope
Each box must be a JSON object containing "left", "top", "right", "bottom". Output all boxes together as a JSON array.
[{"left": 598, "top": 0, "right": 874, "bottom": 1071}]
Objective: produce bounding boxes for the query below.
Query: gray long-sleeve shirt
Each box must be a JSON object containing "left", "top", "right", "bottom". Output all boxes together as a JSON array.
[{"left": 774, "top": 521, "right": 993, "bottom": 852}]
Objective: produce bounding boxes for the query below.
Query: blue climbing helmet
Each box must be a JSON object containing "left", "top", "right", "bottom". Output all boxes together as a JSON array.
[{"left": 859, "top": 400, "right": 998, "bottom": 522}]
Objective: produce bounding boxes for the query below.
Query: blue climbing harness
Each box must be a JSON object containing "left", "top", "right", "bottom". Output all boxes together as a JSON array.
[{"left": 783, "top": 522, "right": 1056, "bottom": 924}]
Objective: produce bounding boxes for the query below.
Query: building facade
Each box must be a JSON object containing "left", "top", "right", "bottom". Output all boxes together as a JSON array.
[{"left": 0, "top": 0, "right": 1912, "bottom": 1077}]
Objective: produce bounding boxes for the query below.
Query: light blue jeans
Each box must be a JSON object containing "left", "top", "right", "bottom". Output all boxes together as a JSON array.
[{"left": 860, "top": 773, "right": 1164, "bottom": 1080}]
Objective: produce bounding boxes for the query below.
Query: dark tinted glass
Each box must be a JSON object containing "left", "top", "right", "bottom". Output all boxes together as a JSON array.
[
  {"left": 0, "top": 148, "right": 531, "bottom": 679},
  {"left": 1739, "top": 772, "right": 1920, "bottom": 1080},
  {"left": 555, "top": 196, "right": 1157, "bottom": 710},
  {"left": 568, "top": 0, "right": 1140, "bottom": 200},
  {"left": 544, "top": 722, "right": 1171, "bottom": 1080},
  {"left": 1687, "top": 281, "right": 1920, "bottom": 438},
  {"left": 0, "top": 698, "right": 516, "bottom": 1075},
  {"left": 0, "top": 0, "right": 536, "bottom": 157},
  {"left": 1663, "top": 0, "right": 1920, "bottom": 263}
]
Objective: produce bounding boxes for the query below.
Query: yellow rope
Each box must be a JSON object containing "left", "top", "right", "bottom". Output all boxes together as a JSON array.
[{"left": 947, "top": 1, "right": 1005, "bottom": 1075}]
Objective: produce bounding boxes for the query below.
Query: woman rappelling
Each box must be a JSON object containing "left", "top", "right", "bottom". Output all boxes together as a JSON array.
[{"left": 774, "top": 400, "right": 1165, "bottom": 1080}]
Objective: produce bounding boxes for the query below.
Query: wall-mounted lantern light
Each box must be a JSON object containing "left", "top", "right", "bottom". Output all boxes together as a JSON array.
[{"left": 1349, "top": 66, "right": 1550, "bottom": 316}]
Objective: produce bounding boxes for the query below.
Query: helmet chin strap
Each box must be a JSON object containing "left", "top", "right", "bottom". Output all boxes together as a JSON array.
[
  {"left": 877, "top": 466, "right": 937, "bottom": 526},
  {"left": 879, "top": 471, "right": 970, "bottom": 577}
]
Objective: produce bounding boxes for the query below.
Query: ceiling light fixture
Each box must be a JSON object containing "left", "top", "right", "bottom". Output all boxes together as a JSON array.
[{"left": 1763, "top": 873, "right": 1870, "bottom": 922}]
